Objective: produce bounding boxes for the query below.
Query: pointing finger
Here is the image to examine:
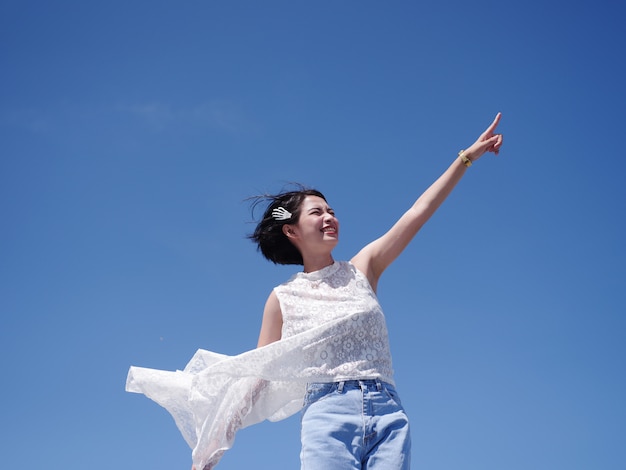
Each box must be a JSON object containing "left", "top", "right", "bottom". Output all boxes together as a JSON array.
[{"left": 485, "top": 112, "right": 502, "bottom": 135}]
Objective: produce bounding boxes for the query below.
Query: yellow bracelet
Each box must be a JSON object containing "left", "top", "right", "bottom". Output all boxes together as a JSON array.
[{"left": 459, "top": 150, "right": 472, "bottom": 167}]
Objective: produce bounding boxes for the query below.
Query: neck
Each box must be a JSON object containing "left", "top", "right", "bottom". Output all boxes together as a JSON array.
[{"left": 302, "top": 254, "right": 335, "bottom": 273}]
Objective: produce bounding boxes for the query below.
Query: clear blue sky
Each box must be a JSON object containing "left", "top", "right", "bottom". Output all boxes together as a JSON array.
[{"left": 1, "top": 1, "right": 625, "bottom": 469}]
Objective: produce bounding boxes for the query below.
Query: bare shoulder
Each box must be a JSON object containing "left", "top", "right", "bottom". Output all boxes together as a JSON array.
[
  {"left": 264, "top": 289, "right": 280, "bottom": 308},
  {"left": 350, "top": 245, "right": 380, "bottom": 293},
  {"left": 257, "top": 290, "right": 283, "bottom": 348}
]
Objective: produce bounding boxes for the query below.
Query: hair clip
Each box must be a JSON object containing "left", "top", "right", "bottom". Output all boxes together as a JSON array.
[{"left": 271, "top": 206, "right": 292, "bottom": 221}]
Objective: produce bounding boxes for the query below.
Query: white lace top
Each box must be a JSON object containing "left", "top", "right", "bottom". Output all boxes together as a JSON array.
[
  {"left": 126, "top": 261, "right": 396, "bottom": 470},
  {"left": 275, "top": 260, "right": 394, "bottom": 383}
]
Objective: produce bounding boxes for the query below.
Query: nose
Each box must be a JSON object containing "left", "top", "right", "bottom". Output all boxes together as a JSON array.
[{"left": 324, "top": 211, "right": 337, "bottom": 224}]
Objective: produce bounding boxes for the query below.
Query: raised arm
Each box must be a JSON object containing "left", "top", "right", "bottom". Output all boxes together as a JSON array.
[{"left": 351, "top": 113, "right": 504, "bottom": 291}]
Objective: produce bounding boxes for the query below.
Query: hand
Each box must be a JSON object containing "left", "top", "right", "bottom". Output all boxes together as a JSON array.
[{"left": 464, "top": 113, "right": 504, "bottom": 161}]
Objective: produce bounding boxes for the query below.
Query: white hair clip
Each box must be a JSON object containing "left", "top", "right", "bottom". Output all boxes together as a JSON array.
[{"left": 271, "top": 206, "right": 292, "bottom": 221}]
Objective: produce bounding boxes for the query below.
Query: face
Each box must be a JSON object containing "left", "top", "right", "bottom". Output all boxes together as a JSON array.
[{"left": 286, "top": 195, "right": 339, "bottom": 252}]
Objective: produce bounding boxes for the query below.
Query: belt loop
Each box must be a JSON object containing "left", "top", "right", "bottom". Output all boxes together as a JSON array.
[
  {"left": 376, "top": 379, "right": 382, "bottom": 391},
  {"left": 337, "top": 381, "right": 345, "bottom": 393}
]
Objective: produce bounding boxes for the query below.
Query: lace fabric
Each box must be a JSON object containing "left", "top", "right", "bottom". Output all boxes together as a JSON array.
[
  {"left": 275, "top": 261, "right": 394, "bottom": 383},
  {"left": 126, "top": 261, "right": 395, "bottom": 470}
]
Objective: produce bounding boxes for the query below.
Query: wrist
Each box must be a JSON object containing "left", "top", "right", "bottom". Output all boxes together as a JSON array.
[{"left": 458, "top": 150, "right": 473, "bottom": 167}]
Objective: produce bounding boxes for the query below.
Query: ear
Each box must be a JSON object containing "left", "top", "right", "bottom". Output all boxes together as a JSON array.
[{"left": 282, "top": 224, "right": 297, "bottom": 239}]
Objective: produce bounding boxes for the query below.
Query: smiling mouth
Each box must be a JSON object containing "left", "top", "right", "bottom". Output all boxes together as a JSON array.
[{"left": 322, "top": 227, "right": 337, "bottom": 235}]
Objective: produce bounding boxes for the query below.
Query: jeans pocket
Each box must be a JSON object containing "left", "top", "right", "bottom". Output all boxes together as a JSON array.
[
  {"left": 303, "top": 382, "right": 335, "bottom": 407},
  {"left": 382, "top": 384, "right": 403, "bottom": 406}
]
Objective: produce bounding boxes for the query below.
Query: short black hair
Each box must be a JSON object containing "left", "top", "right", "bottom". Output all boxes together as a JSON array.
[{"left": 247, "top": 185, "right": 327, "bottom": 265}]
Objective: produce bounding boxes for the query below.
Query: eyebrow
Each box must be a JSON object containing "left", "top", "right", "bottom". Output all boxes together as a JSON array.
[{"left": 307, "top": 206, "right": 333, "bottom": 213}]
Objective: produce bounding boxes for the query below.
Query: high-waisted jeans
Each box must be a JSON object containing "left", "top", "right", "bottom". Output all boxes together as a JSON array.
[{"left": 300, "top": 379, "right": 411, "bottom": 469}]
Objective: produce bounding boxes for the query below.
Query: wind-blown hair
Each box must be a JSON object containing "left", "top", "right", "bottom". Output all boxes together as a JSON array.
[{"left": 248, "top": 186, "right": 327, "bottom": 265}]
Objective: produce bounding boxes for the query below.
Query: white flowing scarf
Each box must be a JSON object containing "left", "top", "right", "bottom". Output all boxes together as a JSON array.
[{"left": 126, "top": 304, "right": 391, "bottom": 470}]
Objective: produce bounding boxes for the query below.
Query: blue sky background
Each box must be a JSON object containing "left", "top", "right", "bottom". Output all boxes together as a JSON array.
[{"left": 1, "top": 1, "right": 625, "bottom": 469}]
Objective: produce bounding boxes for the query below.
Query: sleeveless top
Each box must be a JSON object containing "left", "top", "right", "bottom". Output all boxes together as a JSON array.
[
  {"left": 275, "top": 260, "right": 395, "bottom": 384},
  {"left": 126, "top": 261, "right": 396, "bottom": 470}
]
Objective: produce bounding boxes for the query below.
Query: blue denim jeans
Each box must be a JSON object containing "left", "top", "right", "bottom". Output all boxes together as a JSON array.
[{"left": 300, "top": 379, "right": 411, "bottom": 469}]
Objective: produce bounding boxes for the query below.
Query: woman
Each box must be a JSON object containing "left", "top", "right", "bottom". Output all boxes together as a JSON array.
[
  {"left": 127, "top": 113, "right": 504, "bottom": 470},
  {"left": 251, "top": 113, "right": 503, "bottom": 469}
]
